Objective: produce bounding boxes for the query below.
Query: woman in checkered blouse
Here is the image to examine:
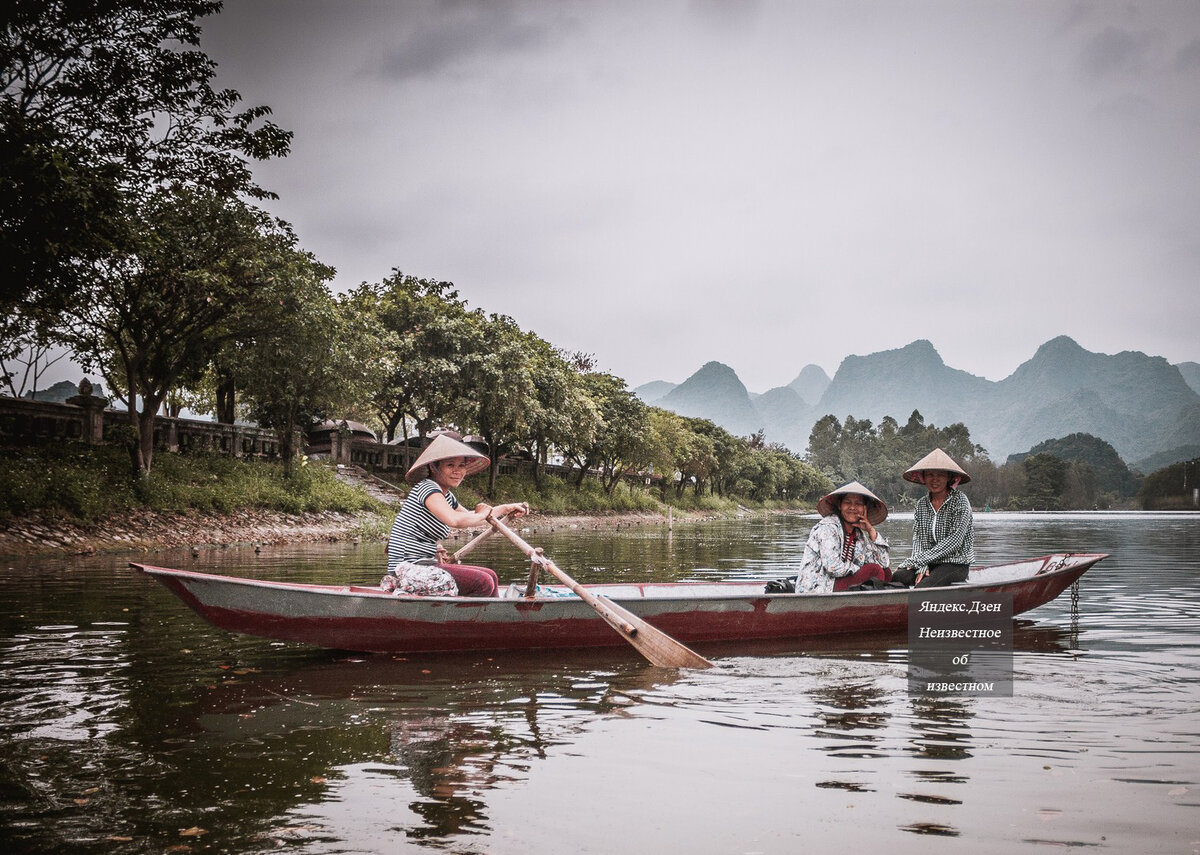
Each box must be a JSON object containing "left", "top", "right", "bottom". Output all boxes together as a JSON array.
[{"left": 892, "top": 448, "right": 975, "bottom": 588}]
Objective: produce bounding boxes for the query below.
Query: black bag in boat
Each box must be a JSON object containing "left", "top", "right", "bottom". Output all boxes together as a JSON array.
[{"left": 764, "top": 578, "right": 796, "bottom": 594}]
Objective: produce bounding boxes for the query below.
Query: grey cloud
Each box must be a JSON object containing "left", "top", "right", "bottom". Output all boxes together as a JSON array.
[
  {"left": 373, "top": 3, "right": 568, "bottom": 82},
  {"left": 687, "top": 0, "right": 764, "bottom": 32},
  {"left": 1174, "top": 37, "right": 1200, "bottom": 71},
  {"left": 1079, "top": 26, "right": 1163, "bottom": 78},
  {"left": 1091, "top": 91, "right": 1155, "bottom": 120}
]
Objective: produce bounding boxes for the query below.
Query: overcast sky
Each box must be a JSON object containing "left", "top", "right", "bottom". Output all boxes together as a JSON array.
[{"left": 194, "top": 0, "right": 1199, "bottom": 394}]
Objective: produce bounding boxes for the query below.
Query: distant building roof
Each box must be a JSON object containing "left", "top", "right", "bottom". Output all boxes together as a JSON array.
[{"left": 311, "top": 419, "right": 377, "bottom": 440}]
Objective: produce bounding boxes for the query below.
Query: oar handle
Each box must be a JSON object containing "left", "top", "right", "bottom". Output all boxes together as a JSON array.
[
  {"left": 488, "top": 516, "right": 638, "bottom": 636},
  {"left": 452, "top": 514, "right": 508, "bottom": 562}
]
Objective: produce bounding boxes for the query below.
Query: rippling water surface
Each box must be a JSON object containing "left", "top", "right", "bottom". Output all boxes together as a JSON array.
[{"left": 1, "top": 512, "right": 1198, "bottom": 853}]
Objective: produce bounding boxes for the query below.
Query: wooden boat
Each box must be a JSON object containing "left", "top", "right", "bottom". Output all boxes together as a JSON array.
[{"left": 133, "top": 552, "right": 1107, "bottom": 655}]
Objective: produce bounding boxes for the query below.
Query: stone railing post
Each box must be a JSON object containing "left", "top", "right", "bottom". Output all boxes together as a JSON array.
[
  {"left": 335, "top": 420, "right": 352, "bottom": 464},
  {"left": 66, "top": 378, "right": 109, "bottom": 445}
]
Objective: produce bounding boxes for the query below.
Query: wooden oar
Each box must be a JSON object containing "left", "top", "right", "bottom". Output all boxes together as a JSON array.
[
  {"left": 487, "top": 515, "right": 713, "bottom": 670},
  {"left": 451, "top": 514, "right": 508, "bottom": 562}
]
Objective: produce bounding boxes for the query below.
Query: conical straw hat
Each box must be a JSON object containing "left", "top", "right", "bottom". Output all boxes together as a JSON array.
[
  {"left": 405, "top": 434, "right": 491, "bottom": 484},
  {"left": 903, "top": 447, "right": 971, "bottom": 485},
  {"left": 816, "top": 480, "right": 889, "bottom": 525}
]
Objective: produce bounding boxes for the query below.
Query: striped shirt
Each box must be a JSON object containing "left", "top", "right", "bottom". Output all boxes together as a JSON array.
[
  {"left": 386, "top": 479, "right": 458, "bottom": 568},
  {"left": 899, "top": 488, "right": 975, "bottom": 570},
  {"left": 841, "top": 527, "right": 857, "bottom": 562}
]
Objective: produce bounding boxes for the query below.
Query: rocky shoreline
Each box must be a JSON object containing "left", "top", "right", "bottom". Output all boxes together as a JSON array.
[{"left": 0, "top": 507, "right": 744, "bottom": 559}]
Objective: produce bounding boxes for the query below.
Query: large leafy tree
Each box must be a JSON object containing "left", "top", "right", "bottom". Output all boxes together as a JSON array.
[
  {"left": 2, "top": 0, "right": 290, "bottom": 389},
  {"left": 560, "top": 373, "right": 649, "bottom": 493},
  {"left": 237, "top": 271, "right": 367, "bottom": 475},
  {"left": 457, "top": 312, "right": 536, "bottom": 496},
  {"left": 519, "top": 341, "right": 599, "bottom": 487},
  {"left": 676, "top": 417, "right": 720, "bottom": 497},
  {"left": 347, "top": 273, "right": 476, "bottom": 449},
  {"left": 641, "top": 408, "right": 688, "bottom": 499},
  {"left": 62, "top": 187, "right": 304, "bottom": 476}
]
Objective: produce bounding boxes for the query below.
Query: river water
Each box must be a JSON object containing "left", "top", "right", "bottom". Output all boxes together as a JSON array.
[{"left": 1, "top": 512, "right": 1198, "bottom": 854}]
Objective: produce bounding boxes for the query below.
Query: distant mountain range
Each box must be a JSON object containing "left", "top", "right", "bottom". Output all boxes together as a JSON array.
[{"left": 633, "top": 336, "right": 1200, "bottom": 470}]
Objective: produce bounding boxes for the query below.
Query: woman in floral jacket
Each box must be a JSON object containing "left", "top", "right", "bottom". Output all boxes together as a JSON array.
[{"left": 795, "top": 481, "right": 892, "bottom": 593}]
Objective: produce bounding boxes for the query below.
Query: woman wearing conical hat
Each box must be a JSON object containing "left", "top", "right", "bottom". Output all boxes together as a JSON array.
[
  {"left": 892, "top": 448, "right": 975, "bottom": 588},
  {"left": 792, "top": 481, "right": 892, "bottom": 594},
  {"left": 384, "top": 433, "right": 530, "bottom": 597}
]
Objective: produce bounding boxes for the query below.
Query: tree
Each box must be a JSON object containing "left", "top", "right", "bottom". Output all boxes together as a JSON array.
[
  {"left": 1138, "top": 459, "right": 1199, "bottom": 510},
  {"left": 60, "top": 187, "right": 305, "bottom": 476},
  {"left": 238, "top": 273, "right": 364, "bottom": 474},
  {"left": 642, "top": 408, "right": 687, "bottom": 500},
  {"left": 805, "top": 414, "right": 842, "bottom": 477},
  {"left": 346, "top": 273, "right": 476, "bottom": 449},
  {"left": 0, "top": 313, "right": 68, "bottom": 398},
  {"left": 561, "top": 372, "right": 646, "bottom": 490},
  {"left": 676, "top": 417, "right": 720, "bottom": 497},
  {"left": 1017, "top": 453, "right": 1068, "bottom": 510},
  {"left": 2, "top": 0, "right": 290, "bottom": 323},
  {"left": 457, "top": 313, "right": 536, "bottom": 496},
  {"left": 520, "top": 340, "right": 599, "bottom": 487},
  {"left": 685, "top": 418, "right": 741, "bottom": 497},
  {"left": 1010, "top": 433, "right": 1141, "bottom": 498}
]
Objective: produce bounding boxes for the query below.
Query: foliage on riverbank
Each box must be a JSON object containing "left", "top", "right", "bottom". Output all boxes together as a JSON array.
[
  {"left": 384, "top": 469, "right": 747, "bottom": 517},
  {"left": 0, "top": 445, "right": 386, "bottom": 522},
  {"left": 0, "top": 445, "right": 775, "bottom": 529}
]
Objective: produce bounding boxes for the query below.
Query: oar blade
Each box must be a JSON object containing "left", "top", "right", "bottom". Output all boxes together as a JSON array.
[{"left": 595, "top": 595, "right": 714, "bottom": 669}]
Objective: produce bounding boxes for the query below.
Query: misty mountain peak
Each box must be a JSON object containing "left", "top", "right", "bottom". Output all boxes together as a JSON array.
[
  {"left": 661, "top": 360, "right": 760, "bottom": 436},
  {"left": 1033, "top": 335, "right": 1086, "bottom": 360},
  {"left": 666, "top": 361, "right": 750, "bottom": 399},
  {"left": 694, "top": 361, "right": 742, "bottom": 381},
  {"left": 788, "top": 364, "right": 831, "bottom": 405},
  {"left": 902, "top": 339, "right": 945, "bottom": 365}
]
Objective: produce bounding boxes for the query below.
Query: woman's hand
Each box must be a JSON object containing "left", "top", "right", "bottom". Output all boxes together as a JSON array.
[
  {"left": 855, "top": 518, "right": 877, "bottom": 541},
  {"left": 503, "top": 501, "right": 531, "bottom": 518},
  {"left": 473, "top": 501, "right": 531, "bottom": 521}
]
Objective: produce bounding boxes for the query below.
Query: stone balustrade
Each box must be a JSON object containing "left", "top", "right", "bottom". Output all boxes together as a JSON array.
[{"left": 0, "top": 389, "right": 284, "bottom": 459}]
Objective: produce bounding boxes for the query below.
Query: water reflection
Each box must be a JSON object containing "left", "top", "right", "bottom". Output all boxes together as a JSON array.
[{"left": 169, "top": 651, "right": 682, "bottom": 847}]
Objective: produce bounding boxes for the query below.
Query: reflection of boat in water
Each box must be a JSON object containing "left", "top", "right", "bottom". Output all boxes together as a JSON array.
[
  {"left": 134, "top": 553, "right": 1107, "bottom": 655},
  {"left": 178, "top": 652, "right": 679, "bottom": 841}
]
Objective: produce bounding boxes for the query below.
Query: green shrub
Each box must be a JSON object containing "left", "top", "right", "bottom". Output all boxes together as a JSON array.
[
  {"left": 0, "top": 445, "right": 386, "bottom": 521},
  {"left": 0, "top": 444, "right": 795, "bottom": 523}
]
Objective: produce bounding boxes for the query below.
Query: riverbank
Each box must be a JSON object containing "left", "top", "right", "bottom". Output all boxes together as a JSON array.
[{"left": 0, "top": 506, "right": 764, "bottom": 558}]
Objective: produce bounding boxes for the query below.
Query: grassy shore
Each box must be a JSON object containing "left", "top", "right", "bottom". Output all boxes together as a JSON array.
[{"left": 0, "top": 446, "right": 787, "bottom": 557}]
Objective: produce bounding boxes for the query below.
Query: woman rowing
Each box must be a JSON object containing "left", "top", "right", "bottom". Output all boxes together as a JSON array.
[{"left": 384, "top": 433, "right": 530, "bottom": 597}]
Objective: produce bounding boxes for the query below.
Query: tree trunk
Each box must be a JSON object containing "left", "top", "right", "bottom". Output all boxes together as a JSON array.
[
  {"left": 482, "top": 430, "right": 498, "bottom": 498},
  {"left": 384, "top": 409, "right": 402, "bottom": 443},
  {"left": 216, "top": 374, "right": 236, "bottom": 424},
  {"left": 278, "top": 420, "right": 297, "bottom": 477},
  {"left": 131, "top": 403, "right": 159, "bottom": 478}
]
